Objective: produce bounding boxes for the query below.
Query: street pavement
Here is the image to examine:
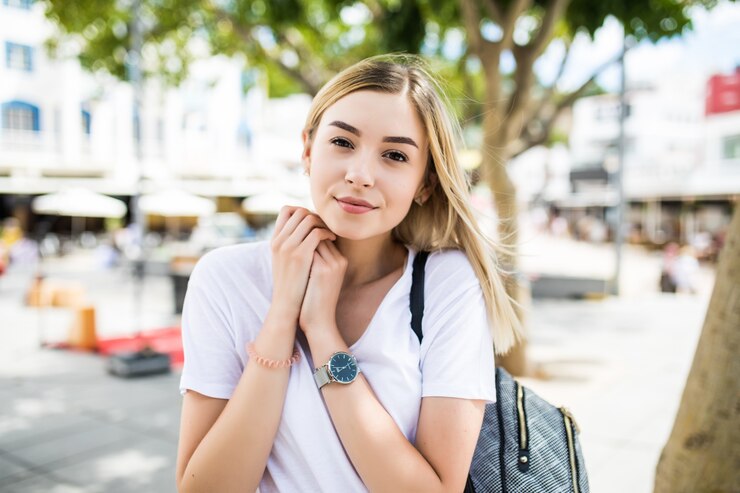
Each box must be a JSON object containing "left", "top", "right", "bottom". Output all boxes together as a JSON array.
[{"left": 0, "top": 238, "right": 715, "bottom": 493}]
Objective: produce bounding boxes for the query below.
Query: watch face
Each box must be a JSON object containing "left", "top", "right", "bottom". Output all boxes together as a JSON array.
[{"left": 328, "top": 352, "right": 358, "bottom": 384}]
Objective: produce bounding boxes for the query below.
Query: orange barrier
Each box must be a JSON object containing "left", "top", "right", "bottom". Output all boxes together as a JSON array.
[{"left": 68, "top": 305, "right": 97, "bottom": 350}]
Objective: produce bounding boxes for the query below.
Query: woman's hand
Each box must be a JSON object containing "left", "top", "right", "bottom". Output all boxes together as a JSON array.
[
  {"left": 269, "top": 206, "right": 336, "bottom": 325},
  {"left": 299, "top": 239, "right": 347, "bottom": 338}
]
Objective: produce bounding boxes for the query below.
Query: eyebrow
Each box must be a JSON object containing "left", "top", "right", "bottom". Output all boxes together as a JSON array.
[{"left": 328, "top": 120, "right": 419, "bottom": 149}]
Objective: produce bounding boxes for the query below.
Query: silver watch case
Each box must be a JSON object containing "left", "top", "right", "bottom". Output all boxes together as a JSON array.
[{"left": 313, "top": 351, "right": 360, "bottom": 389}]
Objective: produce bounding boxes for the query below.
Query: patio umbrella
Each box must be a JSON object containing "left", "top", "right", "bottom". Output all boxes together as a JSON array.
[
  {"left": 242, "top": 191, "right": 311, "bottom": 215},
  {"left": 138, "top": 190, "right": 216, "bottom": 217},
  {"left": 32, "top": 188, "right": 128, "bottom": 247},
  {"left": 32, "top": 188, "right": 127, "bottom": 219},
  {"left": 30, "top": 188, "right": 127, "bottom": 348}
]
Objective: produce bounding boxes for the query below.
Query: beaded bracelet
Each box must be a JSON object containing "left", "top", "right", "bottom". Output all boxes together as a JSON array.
[{"left": 246, "top": 342, "right": 301, "bottom": 369}]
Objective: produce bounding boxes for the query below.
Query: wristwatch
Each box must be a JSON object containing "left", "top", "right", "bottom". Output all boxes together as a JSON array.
[{"left": 313, "top": 351, "right": 360, "bottom": 389}]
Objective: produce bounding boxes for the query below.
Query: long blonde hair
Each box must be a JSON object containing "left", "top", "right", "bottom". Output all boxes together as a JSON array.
[{"left": 303, "top": 54, "right": 521, "bottom": 354}]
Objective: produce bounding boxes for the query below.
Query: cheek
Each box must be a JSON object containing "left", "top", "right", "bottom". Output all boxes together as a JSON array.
[
  {"left": 308, "top": 162, "right": 335, "bottom": 199},
  {"left": 308, "top": 164, "right": 340, "bottom": 218},
  {"left": 384, "top": 177, "right": 417, "bottom": 209}
]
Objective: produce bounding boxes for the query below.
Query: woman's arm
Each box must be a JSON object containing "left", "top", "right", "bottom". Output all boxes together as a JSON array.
[
  {"left": 307, "top": 331, "right": 485, "bottom": 493},
  {"left": 177, "top": 207, "right": 336, "bottom": 492},
  {"left": 177, "top": 311, "right": 296, "bottom": 493},
  {"left": 300, "top": 242, "right": 485, "bottom": 492}
]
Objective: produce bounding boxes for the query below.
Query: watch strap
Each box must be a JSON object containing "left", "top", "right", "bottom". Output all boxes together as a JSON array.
[{"left": 313, "top": 365, "right": 332, "bottom": 389}]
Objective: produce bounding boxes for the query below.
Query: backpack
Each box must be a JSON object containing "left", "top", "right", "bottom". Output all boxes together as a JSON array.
[{"left": 410, "top": 251, "right": 590, "bottom": 493}]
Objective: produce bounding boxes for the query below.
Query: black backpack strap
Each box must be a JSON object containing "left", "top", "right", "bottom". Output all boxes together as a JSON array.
[{"left": 410, "top": 250, "right": 429, "bottom": 344}]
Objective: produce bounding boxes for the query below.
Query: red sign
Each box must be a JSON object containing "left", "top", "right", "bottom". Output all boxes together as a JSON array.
[{"left": 706, "top": 67, "right": 740, "bottom": 116}]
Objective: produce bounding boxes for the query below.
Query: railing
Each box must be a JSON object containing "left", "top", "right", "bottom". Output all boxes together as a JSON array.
[
  {"left": 0, "top": 129, "right": 276, "bottom": 179},
  {"left": 0, "top": 129, "right": 57, "bottom": 153}
]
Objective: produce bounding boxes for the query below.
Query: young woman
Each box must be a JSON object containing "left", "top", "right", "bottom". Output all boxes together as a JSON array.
[{"left": 176, "top": 55, "right": 520, "bottom": 493}]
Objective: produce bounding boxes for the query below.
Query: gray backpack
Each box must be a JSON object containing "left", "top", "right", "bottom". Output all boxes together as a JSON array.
[{"left": 410, "top": 251, "right": 590, "bottom": 493}]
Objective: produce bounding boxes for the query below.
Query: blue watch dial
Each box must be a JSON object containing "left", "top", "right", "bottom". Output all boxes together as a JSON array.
[{"left": 328, "top": 352, "right": 358, "bottom": 384}]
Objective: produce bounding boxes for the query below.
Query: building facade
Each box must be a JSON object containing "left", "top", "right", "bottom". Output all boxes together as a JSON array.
[
  {"left": 0, "top": 1, "right": 309, "bottom": 235},
  {"left": 559, "top": 69, "right": 738, "bottom": 253}
]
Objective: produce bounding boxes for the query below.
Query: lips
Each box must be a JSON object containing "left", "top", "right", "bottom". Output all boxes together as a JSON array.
[
  {"left": 335, "top": 196, "right": 376, "bottom": 208},
  {"left": 334, "top": 196, "right": 377, "bottom": 215}
]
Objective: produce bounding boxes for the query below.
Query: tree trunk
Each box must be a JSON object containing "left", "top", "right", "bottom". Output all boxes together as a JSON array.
[
  {"left": 481, "top": 100, "right": 531, "bottom": 376},
  {"left": 654, "top": 205, "right": 740, "bottom": 493}
]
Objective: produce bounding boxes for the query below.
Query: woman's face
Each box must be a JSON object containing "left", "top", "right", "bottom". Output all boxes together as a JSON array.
[{"left": 303, "top": 90, "right": 429, "bottom": 241}]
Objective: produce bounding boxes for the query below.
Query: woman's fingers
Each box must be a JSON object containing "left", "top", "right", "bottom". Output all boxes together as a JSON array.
[
  {"left": 285, "top": 215, "right": 335, "bottom": 251},
  {"left": 314, "top": 240, "right": 332, "bottom": 262},
  {"left": 272, "top": 206, "right": 303, "bottom": 239},
  {"left": 273, "top": 209, "right": 336, "bottom": 255},
  {"left": 313, "top": 241, "right": 346, "bottom": 276},
  {"left": 322, "top": 239, "right": 342, "bottom": 259},
  {"left": 272, "top": 208, "right": 310, "bottom": 248},
  {"left": 301, "top": 228, "right": 336, "bottom": 255}
]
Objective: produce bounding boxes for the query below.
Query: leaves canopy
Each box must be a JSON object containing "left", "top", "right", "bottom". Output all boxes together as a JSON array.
[
  {"left": 43, "top": 0, "right": 714, "bottom": 89},
  {"left": 42, "top": 0, "right": 719, "bottom": 140}
]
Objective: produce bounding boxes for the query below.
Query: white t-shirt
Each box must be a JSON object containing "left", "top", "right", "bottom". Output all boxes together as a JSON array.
[{"left": 179, "top": 240, "right": 496, "bottom": 493}]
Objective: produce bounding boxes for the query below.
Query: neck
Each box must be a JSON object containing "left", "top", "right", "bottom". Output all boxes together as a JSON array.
[{"left": 335, "top": 234, "right": 407, "bottom": 288}]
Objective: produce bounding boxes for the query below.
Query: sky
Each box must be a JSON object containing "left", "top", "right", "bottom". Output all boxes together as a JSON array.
[{"left": 535, "top": 0, "right": 740, "bottom": 93}]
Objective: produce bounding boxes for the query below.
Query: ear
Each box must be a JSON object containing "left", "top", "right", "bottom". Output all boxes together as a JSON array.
[
  {"left": 301, "top": 130, "right": 312, "bottom": 173},
  {"left": 416, "top": 171, "right": 438, "bottom": 204}
]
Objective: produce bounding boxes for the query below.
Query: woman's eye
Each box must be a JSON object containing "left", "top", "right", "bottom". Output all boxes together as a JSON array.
[
  {"left": 330, "top": 137, "right": 353, "bottom": 149},
  {"left": 384, "top": 151, "right": 408, "bottom": 162}
]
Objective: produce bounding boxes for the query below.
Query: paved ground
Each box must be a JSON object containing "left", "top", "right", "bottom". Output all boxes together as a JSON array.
[{"left": 0, "top": 237, "right": 715, "bottom": 492}]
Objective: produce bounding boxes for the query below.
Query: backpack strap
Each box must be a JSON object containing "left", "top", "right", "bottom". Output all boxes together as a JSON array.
[{"left": 410, "top": 250, "right": 429, "bottom": 344}]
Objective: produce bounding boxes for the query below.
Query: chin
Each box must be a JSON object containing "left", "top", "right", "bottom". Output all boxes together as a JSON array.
[{"left": 325, "top": 221, "right": 374, "bottom": 241}]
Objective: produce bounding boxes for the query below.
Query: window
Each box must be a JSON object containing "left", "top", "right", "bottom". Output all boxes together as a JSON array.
[
  {"left": 722, "top": 134, "right": 740, "bottom": 160},
  {"left": 81, "top": 109, "right": 91, "bottom": 135},
  {"left": 1, "top": 101, "right": 40, "bottom": 131},
  {"left": 5, "top": 42, "right": 33, "bottom": 71},
  {"left": 3, "top": 0, "right": 33, "bottom": 9}
]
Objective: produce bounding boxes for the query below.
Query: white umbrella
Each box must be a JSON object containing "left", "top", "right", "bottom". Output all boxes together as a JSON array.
[
  {"left": 32, "top": 188, "right": 127, "bottom": 218},
  {"left": 242, "top": 191, "right": 311, "bottom": 215},
  {"left": 138, "top": 190, "right": 216, "bottom": 217},
  {"left": 31, "top": 188, "right": 128, "bottom": 348}
]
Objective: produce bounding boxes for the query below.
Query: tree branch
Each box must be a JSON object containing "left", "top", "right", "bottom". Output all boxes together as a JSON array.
[
  {"left": 520, "top": 38, "right": 572, "bottom": 130},
  {"left": 209, "top": 6, "right": 321, "bottom": 94},
  {"left": 501, "top": 0, "right": 569, "bottom": 146},
  {"left": 502, "top": 45, "right": 537, "bottom": 144},
  {"left": 481, "top": 0, "right": 503, "bottom": 26},
  {"left": 460, "top": 0, "right": 483, "bottom": 56},
  {"left": 274, "top": 27, "right": 331, "bottom": 91},
  {"left": 501, "top": 0, "right": 532, "bottom": 51},
  {"left": 509, "top": 50, "right": 622, "bottom": 157},
  {"left": 362, "top": 0, "right": 384, "bottom": 19},
  {"left": 529, "top": 0, "right": 571, "bottom": 58}
]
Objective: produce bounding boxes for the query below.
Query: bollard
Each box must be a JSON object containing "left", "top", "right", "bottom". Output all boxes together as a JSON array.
[{"left": 68, "top": 305, "right": 97, "bottom": 350}]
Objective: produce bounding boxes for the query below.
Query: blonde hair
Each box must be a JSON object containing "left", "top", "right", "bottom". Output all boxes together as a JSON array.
[{"left": 303, "top": 54, "right": 521, "bottom": 354}]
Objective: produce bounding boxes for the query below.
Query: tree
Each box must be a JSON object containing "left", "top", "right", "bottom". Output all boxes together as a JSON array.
[
  {"left": 42, "top": 0, "right": 429, "bottom": 95},
  {"left": 455, "top": 0, "right": 716, "bottom": 374},
  {"left": 653, "top": 205, "right": 740, "bottom": 492},
  {"left": 43, "top": 0, "right": 718, "bottom": 373}
]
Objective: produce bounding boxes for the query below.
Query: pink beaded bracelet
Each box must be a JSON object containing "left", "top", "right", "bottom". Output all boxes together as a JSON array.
[{"left": 246, "top": 342, "right": 301, "bottom": 369}]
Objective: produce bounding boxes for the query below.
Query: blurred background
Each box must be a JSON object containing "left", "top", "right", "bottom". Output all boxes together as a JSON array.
[{"left": 0, "top": 0, "right": 738, "bottom": 492}]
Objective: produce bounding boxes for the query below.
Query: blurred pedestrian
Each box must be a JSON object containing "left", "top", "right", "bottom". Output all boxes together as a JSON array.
[
  {"left": 660, "top": 242, "right": 679, "bottom": 293},
  {"left": 673, "top": 245, "right": 700, "bottom": 294},
  {"left": 176, "top": 55, "right": 521, "bottom": 493},
  {"left": 0, "top": 242, "right": 7, "bottom": 281}
]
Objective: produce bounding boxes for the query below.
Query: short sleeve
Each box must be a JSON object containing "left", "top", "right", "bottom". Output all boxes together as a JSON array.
[
  {"left": 419, "top": 252, "right": 496, "bottom": 404},
  {"left": 178, "top": 260, "right": 244, "bottom": 399}
]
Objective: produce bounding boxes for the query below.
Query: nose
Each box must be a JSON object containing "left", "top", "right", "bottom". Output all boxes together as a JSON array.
[{"left": 344, "top": 153, "right": 374, "bottom": 188}]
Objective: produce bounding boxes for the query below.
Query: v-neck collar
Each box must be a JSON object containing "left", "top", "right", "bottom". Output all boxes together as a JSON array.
[
  {"left": 297, "top": 244, "right": 416, "bottom": 369},
  {"left": 348, "top": 244, "right": 415, "bottom": 352}
]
